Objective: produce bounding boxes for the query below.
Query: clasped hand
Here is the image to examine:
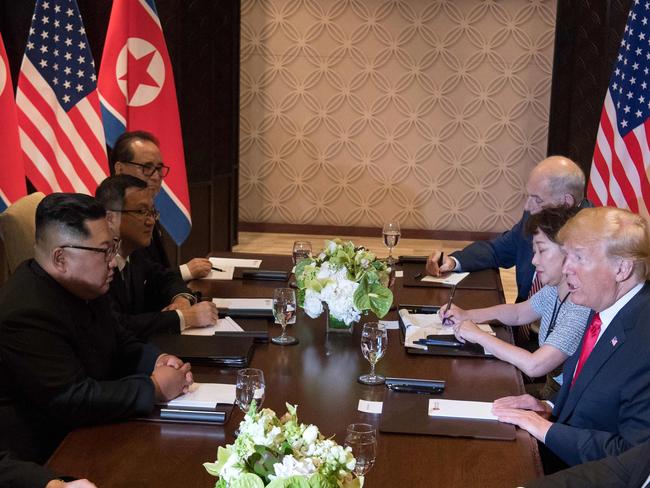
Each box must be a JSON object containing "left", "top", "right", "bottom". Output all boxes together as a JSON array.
[{"left": 151, "top": 353, "right": 193, "bottom": 401}]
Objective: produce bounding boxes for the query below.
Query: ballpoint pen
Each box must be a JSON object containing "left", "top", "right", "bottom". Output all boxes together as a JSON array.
[
  {"left": 438, "top": 251, "right": 444, "bottom": 267},
  {"left": 442, "top": 285, "right": 456, "bottom": 325},
  {"left": 212, "top": 266, "right": 225, "bottom": 272}
]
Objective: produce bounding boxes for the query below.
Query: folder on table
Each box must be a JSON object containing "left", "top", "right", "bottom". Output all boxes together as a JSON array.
[
  {"left": 213, "top": 298, "right": 275, "bottom": 319},
  {"left": 234, "top": 269, "right": 289, "bottom": 281},
  {"left": 150, "top": 334, "right": 255, "bottom": 367},
  {"left": 401, "top": 267, "right": 500, "bottom": 290},
  {"left": 379, "top": 390, "right": 515, "bottom": 441},
  {"left": 182, "top": 316, "right": 270, "bottom": 343}
]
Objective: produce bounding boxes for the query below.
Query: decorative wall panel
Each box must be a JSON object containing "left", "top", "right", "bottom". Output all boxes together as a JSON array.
[{"left": 240, "top": 0, "right": 556, "bottom": 231}]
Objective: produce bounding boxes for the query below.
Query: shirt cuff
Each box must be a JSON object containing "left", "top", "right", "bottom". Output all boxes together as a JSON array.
[
  {"left": 176, "top": 310, "right": 187, "bottom": 331},
  {"left": 179, "top": 264, "right": 192, "bottom": 281},
  {"left": 171, "top": 292, "right": 197, "bottom": 306},
  {"left": 450, "top": 256, "right": 461, "bottom": 271}
]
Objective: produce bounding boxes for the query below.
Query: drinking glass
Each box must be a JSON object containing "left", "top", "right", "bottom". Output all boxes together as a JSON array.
[
  {"left": 272, "top": 287, "right": 298, "bottom": 345},
  {"left": 382, "top": 222, "right": 400, "bottom": 265},
  {"left": 344, "top": 423, "right": 377, "bottom": 476},
  {"left": 235, "top": 368, "right": 265, "bottom": 414},
  {"left": 292, "top": 240, "right": 312, "bottom": 265},
  {"left": 358, "top": 322, "right": 388, "bottom": 385}
]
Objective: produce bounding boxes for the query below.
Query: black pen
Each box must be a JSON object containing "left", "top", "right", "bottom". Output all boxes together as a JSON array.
[
  {"left": 211, "top": 266, "right": 225, "bottom": 272},
  {"left": 442, "top": 285, "right": 457, "bottom": 325},
  {"left": 438, "top": 252, "right": 444, "bottom": 267}
]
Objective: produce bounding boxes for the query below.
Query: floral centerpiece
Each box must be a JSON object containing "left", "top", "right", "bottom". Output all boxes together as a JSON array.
[
  {"left": 294, "top": 239, "right": 393, "bottom": 328},
  {"left": 204, "top": 403, "right": 363, "bottom": 488}
]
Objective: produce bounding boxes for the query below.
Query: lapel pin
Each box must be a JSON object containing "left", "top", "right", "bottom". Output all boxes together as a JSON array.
[{"left": 611, "top": 337, "right": 618, "bottom": 347}]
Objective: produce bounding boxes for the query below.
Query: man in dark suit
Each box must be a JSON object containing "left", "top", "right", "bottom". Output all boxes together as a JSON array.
[
  {"left": 96, "top": 175, "right": 218, "bottom": 339},
  {"left": 492, "top": 207, "right": 650, "bottom": 468},
  {"left": 110, "top": 130, "right": 211, "bottom": 280},
  {"left": 526, "top": 441, "right": 650, "bottom": 487},
  {"left": 426, "top": 156, "right": 588, "bottom": 303},
  {"left": 0, "top": 193, "right": 192, "bottom": 464}
]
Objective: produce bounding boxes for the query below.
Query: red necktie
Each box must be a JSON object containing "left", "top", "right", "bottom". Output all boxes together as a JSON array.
[{"left": 571, "top": 313, "right": 602, "bottom": 386}]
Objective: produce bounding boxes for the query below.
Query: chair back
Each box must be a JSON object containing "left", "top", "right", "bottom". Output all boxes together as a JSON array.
[{"left": 0, "top": 192, "right": 45, "bottom": 273}]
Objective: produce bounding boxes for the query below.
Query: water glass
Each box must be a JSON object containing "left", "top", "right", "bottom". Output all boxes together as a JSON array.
[
  {"left": 292, "top": 240, "right": 312, "bottom": 265},
  {"left": 344, "top": 423, "right": 377, "bottom": 476},
  {"left": 382, "top": 222, "right": 400, "bottom": 265},
  {"left": 358, "top": 322, "right": 388, "bottom": 385},
  {"left": 272, "top": 287, "right": 298, "bottom": 345},
  {"left": 235, "top": 368, "right": 265, "bottom": 414}
]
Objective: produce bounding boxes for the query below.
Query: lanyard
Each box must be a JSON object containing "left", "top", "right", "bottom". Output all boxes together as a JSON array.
[{"left": 546, "top": 292, "right": 570, "bottom": 339}]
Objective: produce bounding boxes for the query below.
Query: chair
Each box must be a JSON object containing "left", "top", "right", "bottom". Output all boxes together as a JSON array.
[{"left": 0, "top": 192, "right": 45, "bottom": 274}]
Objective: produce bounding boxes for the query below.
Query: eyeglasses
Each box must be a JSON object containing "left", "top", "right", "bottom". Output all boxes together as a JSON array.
[
  {"left": 120, "top": 161, "right": 170, "bottom": 177},
  {"left": 109, "top": 207, "right": 160, "bottom": 221},
  {"left": 60, "top": 238, "right": 121, "bottom": 262}
]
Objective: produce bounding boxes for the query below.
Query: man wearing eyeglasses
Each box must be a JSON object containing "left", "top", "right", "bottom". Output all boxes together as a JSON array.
[
  {"left": 111, "top": 130, "right": 212, "bottom": 280},
  {"left": 96, "top": 175, "right": 218, "bottom": 340},
  {"left": 0, "top": 193, "right": 193, "bottom": 466}
]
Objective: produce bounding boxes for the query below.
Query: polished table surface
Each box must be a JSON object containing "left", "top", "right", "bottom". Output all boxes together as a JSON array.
[{"left": 47, "top": 253, "right": 542, "bottom": 487}]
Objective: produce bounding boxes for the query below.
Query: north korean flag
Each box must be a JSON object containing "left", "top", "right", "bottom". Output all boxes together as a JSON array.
[
  {"left": 0, "top": 33, "right": 27, "bottom": 211},
  {"left": 98, "top": 0, "right": 190, "bottom": 244}
]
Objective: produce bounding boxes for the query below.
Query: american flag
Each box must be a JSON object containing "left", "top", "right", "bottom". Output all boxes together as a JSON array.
[
  {"left": 588, "top": 0, "right": 650, "bottom": 215},
  {"left": 15, "top": 0, "right": 108, "bottom": 194}
]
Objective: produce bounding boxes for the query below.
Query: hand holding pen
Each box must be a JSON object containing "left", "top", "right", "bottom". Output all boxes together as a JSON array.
[{"left": 426, "top": 250, "right": 455, "bottom": 276}]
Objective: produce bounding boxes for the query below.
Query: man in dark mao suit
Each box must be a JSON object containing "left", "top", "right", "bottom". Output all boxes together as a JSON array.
[
  {"left": 0, "top": 193, "right": 193, "bottom": 464},
  {"left": 492, "top": 207, "right": 650, "bottom": 469}
]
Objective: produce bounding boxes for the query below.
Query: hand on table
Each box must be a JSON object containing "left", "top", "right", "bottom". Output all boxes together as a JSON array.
[
  {"left": 493, "top": 394, "right": 552, "bottom": 415},
  {"left": 426, "top": 251, "right": 455, "bottom": 276},
  {"left": 183, "top": 301, "right": 219, "bottom": 328},
  {"left": 438, "top": 303, "right": 469, "bottom": 326},
  {"left": 163, "top": 296, "right": 193, "bottom": 311},
  {"left": 155, "top": 353, "right": 185, "bottom": 369},
  {"left": 452, "top": 320, "right": 486, "bottom": 344},
  {"left": 186, "top": 258, "right": 212, "bottom": 279},
  {"left": 46, "top": 479, "right": 98, "bottom": 488},
  {"left": 491, "top": 407, "right": 553, "bottom": 442},
  {"left": 152, "top": 362, "right": 193, "bottom": 401}
]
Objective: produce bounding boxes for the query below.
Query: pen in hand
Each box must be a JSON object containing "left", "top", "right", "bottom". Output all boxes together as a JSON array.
[
  {"left": 442, "top": 285, "right": 457, "bottom": 326},
  {"left": 211, "top": 266, "right": 225, "bottom": 272}
]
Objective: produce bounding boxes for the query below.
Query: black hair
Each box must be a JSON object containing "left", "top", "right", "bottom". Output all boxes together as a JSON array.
[
  {"left": 109, "top": 130, "right": 160, "bottom": 172},
  {"left": 95, "top": 174, "right": 148, "bottom": 210},
  {"left": 525, "top": 205, "right": 581, "bottom": 243},
  {"left": 35, "top": 193, "right": 106, "bottom": 242}
]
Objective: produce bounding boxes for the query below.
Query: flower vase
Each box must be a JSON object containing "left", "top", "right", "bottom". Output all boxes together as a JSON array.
[{"left": 326, "top": 311, "right": 354, "bottom": 334}]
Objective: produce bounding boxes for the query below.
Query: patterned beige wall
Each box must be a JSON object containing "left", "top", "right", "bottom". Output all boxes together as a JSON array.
[{"left": 239, "top": 0, "right": 557, "bottom": 232}]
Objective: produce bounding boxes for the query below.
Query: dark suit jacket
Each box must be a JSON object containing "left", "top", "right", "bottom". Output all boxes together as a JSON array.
[
  {"left": 451, "top": 200, "right": 592, "bottom": 302},
  {"left": 527, "top": 441, "right": 650, "bottom": 487},
  {"left": 545, "top": 282, "right": 650, "bottom": 466},
  {"left": 0, "top": 260, "right": 159, "bottom": 463},
  {"left": 0, "top": 450, "right": 55, "bottom": 488},
  {"left": 108, "top": 248, "right": 191, "bottom": 340},
  {"left": 142, "top": 221, "right": 172, "bottom": 269}
]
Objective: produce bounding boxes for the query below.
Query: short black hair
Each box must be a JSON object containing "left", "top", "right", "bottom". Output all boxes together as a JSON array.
[
  {"left": 109, "top": 130, "right": 160, "bottom": 172},
  {"left": 35, "top": 193, "right": 106, "bottom": 242},
  {"left": 95, "top": 174, "right": 148, "bottom": 210},
  {"left": 525, "top": 205, "right": 581, "bottom": 243}
]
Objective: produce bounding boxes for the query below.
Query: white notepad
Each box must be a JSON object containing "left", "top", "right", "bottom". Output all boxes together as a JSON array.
[
  {"left": 428, "top": 399, "right": 498, "bottom": 421},
  {"left": 399, "top": 309, "right": 494, "bottom": 350},
  {"left": 201, "top": 267, "right": 234, "bottom": 281},
  {"left": 420, "top": 272, "right": 469, "bottom": 286},
  {"left": 209, "top": 257, "right": 262, "bottom": 268},
  {"left": 212, "top": 298, "right": 273, "bottom": 310},
  {"left": 182, "top": 316, "right": 244, "bottom": 336},
  {"left": 166, "top": 383, "right": 236, "bottom": 409}
]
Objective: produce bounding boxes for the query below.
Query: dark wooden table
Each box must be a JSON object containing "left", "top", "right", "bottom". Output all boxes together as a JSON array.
[{"left": 47, "top": 253, "right": 542, "bottom": 487}]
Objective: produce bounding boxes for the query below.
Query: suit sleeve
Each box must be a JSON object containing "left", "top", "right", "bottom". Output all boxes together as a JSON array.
[
  {"left": 113, "top": 313, "right": 161, "bottom": 375},
  {"left": 545, "top": 362, "right": 650, "bottom": 465},
  {"left": 0, "top": 312, "right": 156, "bottom": 427},
  {"left": 111, "top": 299, "right": 181, "bottom": 340},
  {"left": 450, "top": 214, "right": 526, "bottom": 271},
  {"left": 141, "top": 254, "right": 192, "bottom": 306},
  {"left": 525, "top": 442, "right": 650, "bottom": 488},
  {"left": 0, "top": 450, "right": 56, "bottom": 488}
]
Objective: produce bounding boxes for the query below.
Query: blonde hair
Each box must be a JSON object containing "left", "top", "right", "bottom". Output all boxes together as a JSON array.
[{"left": 558, "top": 207, "right": 650, "bottom": 279}]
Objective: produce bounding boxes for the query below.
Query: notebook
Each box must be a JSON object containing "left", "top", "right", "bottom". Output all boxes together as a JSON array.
[{"left": 150, "top": 334, "right": 255, "bottom": 367}]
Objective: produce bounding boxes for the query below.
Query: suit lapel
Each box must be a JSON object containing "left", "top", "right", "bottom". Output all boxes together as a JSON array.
[{"left": 556, "top": 283, "right": 648, "bottom": 422}]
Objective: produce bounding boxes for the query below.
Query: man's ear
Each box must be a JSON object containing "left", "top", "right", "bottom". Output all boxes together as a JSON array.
[
  {"left": 615, "top": 258, "right": 635, "bottom": 282},
  {"left": 52, "top": 247, "right": 67, "bottom": 272},
  {"left": 564, "top": 193, "right": 576, "bottom": 207},
  {"left": 114, "top": 161, "right": 123, "bottom": 175},
  {"left": 105, "top": 211, "right": 120, "bottom": 236}
]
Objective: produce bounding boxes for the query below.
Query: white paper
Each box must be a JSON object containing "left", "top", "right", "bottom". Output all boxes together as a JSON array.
[
  {"left": 209, "top": 257, "right": 262, "bottom": 268},
  {"left": 201, "top": 267, "right": 234, "bottom": 281},
  {"left": 394, "top": 270, "right": 404, "bottom": 278},
  {"left": 400, "top": 309, "right": 495, "bottom": 349},
  {"left": 420, "top": 272, "right": 469, "bottom": 286},
  {"left": 213, "top": 298, "right": 273, "bottom": 310},
  {"left": 167, "top": 383, "right": 236, "bottom": 408},
  {"left": 358, "top": 399, "right": 383, "bottom": 414},
  {"left": 182, "top": 316, "right": 244, "bottom": 336},
  {"left": 428, "top": 399, "right": 498, "bottom": 421},
  {"left": 379, "top": 320, "right": 399, "bottom": 330}
]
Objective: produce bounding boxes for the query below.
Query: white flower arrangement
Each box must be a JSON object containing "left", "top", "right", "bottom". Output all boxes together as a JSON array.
[
  {"left": 204, "top": 403, "right": 363, "bottom": 488},
  {"left": 294, "top": 240, "right": 393, "bottom": 326}
]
